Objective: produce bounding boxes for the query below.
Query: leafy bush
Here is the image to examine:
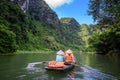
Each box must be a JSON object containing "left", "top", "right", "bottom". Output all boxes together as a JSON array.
[
  {"left": 89, "top": 28, "right": 120, "bottom": 54},
  {"left": 0, "top": 24, "right": 17, "bottom": 54}
]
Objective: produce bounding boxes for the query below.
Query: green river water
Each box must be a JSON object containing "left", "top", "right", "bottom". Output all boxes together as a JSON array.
[{"left": 0, "top": 52, "right": 119, "bottom": 80}]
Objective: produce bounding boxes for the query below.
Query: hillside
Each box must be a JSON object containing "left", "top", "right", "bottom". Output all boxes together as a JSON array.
[
  {"left": 60, "top": 18, "right": 80, "bottom": 31},
  {"left": 0, "top": 0, "right": 82, "bottom": 53}
]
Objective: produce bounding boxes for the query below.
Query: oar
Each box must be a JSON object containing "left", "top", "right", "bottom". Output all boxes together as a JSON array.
[
  {"left": 70, "top": 63, "right": 80, "bottom": 67},
  {"left": 26, "top": 61, "right": 48, "bottom": 69},
  {"left": 42, "top": 61, "right": 49, "bottom": 64}
]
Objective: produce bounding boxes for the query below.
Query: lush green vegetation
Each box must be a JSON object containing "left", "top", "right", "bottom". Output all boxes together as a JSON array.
[
  {"left": 1, "top": 0, "right": 119, "bottom": 55},
  {"left": 0, "top": 24, "right": 17, "bottom": 54},
  {"left": 88, "top": 0, "right": 120, "bottom": 54},
  {"left": 0, "top": 0, "right": 27, "bottom": 53},
  {"left": 0, "top": 0, "right": 82, "bottom": 54},
  {"left": 78, "top": 24, "right": 91, "bottom": 51}
]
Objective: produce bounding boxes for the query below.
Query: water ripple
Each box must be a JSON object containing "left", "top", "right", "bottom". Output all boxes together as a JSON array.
[{"left": 74, "top": 65, "right": 117, "bottom": 80}]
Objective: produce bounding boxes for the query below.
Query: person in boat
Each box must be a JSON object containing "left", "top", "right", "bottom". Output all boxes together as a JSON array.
[
  {"left": 48, "top": 50, "right": 65, "bottom": 68},
  {"left": 56, "top": 50, "right": 65, "bottom": 62},
  {"left": 64, "top": 49, "right": 75, "bottom": 64}
]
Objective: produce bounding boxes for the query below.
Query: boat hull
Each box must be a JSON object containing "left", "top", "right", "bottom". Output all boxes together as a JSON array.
[{"left": 45, "top": 64, "right": 75, "bottom": 71}]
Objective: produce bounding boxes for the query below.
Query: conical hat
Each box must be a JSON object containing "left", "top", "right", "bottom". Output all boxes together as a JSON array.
[
  {"left": 66, "top": 49, "right": 72, "bottom": 54},
  {"left": 57, "top": 50, "right": 64, "bottom": 55}
]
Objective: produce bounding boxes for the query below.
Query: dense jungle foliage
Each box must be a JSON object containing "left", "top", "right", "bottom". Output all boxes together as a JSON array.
[
  {"left": 0, "top": 0, "right": 82, "bottom": 54},
  {"left": 1, "top": 0, "right": 120, "bottom": 55},
  {"left": 88, "top": 0, "right": 120, "bottom": 54}
]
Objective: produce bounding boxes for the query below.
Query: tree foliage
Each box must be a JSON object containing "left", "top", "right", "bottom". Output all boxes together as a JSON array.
[
  {"left": 89, "top": 28, "right": 120, "bottom": 54},
  {"left": 0, "top": 24, "right": 17, "bottom": 54},
  {"left": 0, "top": 0, "right": 82, "bottom": 53},
  {"left": 88, "top": 0, "right": 120, "bottom": 25},
  {"left": 88, "top": 0, "right": 120, "bottom": 54}
]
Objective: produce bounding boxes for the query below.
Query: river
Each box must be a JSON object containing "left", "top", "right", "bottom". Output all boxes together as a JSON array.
[{"left": 0, "top": 52, "right": 119, "bottom": 80}]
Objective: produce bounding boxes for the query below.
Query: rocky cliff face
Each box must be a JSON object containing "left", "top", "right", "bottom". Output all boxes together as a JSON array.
[
  {"left": 60, "top": 18, "right": 80, "bottom": 31},
  {"left": 28, "top": 0, "right": 60, "bottom": 25},
  {"left": 10, "top": 0, "right": 28, "bottom": 13},
  {"left": 11, "top": 0, "right": 60, "bottom": 25}
]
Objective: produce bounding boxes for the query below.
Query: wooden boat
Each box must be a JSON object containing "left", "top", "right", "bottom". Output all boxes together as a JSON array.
[{"left": 45, "top": 64, "right": 75, "bottom": 71}]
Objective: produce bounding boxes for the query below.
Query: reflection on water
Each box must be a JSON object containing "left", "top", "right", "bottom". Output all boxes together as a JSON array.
[
  {"left": 75, "top": 66, "right": 117, "bottom": 80},
  {"left": 0, "top": 52, "right": 119, "bottom": 80},
  {"left": 67, "top": 70, "right": 75, "bottom": 79}
]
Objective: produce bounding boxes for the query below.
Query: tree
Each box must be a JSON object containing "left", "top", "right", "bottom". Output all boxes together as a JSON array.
[
  {"left": 0, "top": 24, "right": 17, "bottom": 54},
  {"left": 88, "top": 0, "right": 120, "bottom": 26},
  {"left": 88, "top": 0, "right": 120, "bottom": 54}
]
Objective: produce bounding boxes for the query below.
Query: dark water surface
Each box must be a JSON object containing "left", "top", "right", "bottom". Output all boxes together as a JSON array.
[{"left": 0, "top": 52, "right": 119, "bottom": 80}]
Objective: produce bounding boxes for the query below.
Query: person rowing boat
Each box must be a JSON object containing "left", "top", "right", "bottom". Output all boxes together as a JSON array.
[
  {"left": 45, "top": 49, "right": 76, "bottom": 71},
  {"left": 64, "top": 49, "right": 76, "bottom": 65}
]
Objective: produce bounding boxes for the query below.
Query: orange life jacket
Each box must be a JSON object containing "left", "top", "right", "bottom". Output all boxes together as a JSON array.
[
  {"left": 55, "top": 62, "right": 64, "bottom": 68},
  {"left": 65, "top": 53, "right": 73, "bottom": 63},
  {"left": 48, "top": 61, "right": 64, "bottom": 68}
]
